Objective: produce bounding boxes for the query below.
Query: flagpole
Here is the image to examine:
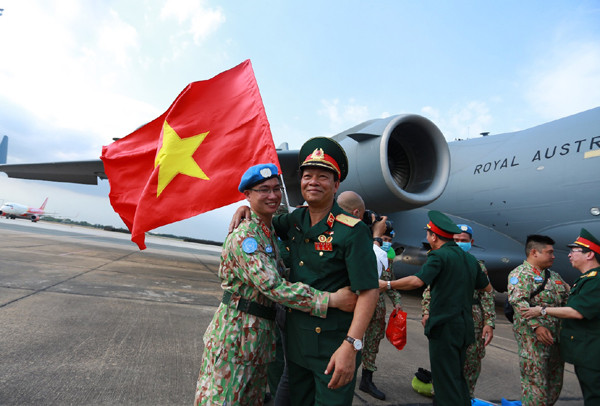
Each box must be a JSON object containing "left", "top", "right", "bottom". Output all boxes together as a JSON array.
[{"left": 278, "top": 174, "right": 292, "bottom": 214}]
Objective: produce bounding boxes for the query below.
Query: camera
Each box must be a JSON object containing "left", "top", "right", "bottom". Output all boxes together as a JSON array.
[{"left": 363, "top": 209, "right": 383, "bottom": 226}]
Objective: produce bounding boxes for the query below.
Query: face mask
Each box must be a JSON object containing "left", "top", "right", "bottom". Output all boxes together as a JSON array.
[
  {"left": 381, "top": 241, "right": 392, "bottom": 252},
  {"left": 456, "top": 242, "right": 472, "bottom": 252}
]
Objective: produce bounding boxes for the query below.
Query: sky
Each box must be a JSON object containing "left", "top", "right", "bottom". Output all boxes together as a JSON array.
[{"left": 0, "top": 0, "right": 599, "bottom": 243}]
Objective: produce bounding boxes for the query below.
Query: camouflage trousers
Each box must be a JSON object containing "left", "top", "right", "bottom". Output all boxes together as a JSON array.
[
  {"left": 464, "top": 327, "right": 486, "bottom": 398},
  {"left": 195, "top": 344, "right": 267, "bottom": 406},
  {"left": 518, "top": 345, "right": 564, "bottom": 406},
  {"left": 362, "top": 295, "right": 386, "bottom": 372}
]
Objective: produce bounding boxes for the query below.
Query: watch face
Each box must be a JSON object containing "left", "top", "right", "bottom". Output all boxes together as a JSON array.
[{"left": 354, "top": 339, "right": 363, "bottom": 351}]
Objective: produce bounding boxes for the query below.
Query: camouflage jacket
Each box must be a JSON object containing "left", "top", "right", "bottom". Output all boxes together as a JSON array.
[
  {"left": 422, "top": 261, "right": 495, "bottom": 329},
  {"left": 508, "top": 261, "right": 570, "bottom": 357},
  {"left": 203, "top": 211, "right": 329, "bottom": 365}
]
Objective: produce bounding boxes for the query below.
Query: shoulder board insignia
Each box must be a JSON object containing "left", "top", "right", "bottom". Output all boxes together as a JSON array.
[
  {"left": 335, "top": 213, "right": 361, "bottom": 227},
  {"left": 586, "top": 271, "right": 598, "bottom": 277}
]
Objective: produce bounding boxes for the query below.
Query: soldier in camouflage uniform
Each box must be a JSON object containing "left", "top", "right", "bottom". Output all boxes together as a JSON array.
[
  {"left": 508, "top": 234, "right": 570, "bottom": 406},
  {"left": 421, "top": 224, "right": 495, "bottom": 398},
  {"left": 195, "top": 164, "right": 357, "bottom": 406},
  {"left": 336, "top": 192, "right": 400, "bottom": 400}
]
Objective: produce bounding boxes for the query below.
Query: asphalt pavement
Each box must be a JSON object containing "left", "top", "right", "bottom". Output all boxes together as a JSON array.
[{"left": 0, "top": 219, "right": 584, "bottom": 405}]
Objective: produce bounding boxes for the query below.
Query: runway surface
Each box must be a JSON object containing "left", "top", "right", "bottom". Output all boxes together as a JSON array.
[{"left": 0, "top": 219, "right": 583, "bottom": 405}]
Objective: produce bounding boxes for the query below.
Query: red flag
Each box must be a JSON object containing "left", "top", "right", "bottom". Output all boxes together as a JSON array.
[{"left": 101, "top": 60, "right": 280, "bottom": 249}]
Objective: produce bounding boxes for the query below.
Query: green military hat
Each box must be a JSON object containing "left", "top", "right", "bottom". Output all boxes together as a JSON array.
[
  {"left": 299, "top": 137, "right": 348, "bottom": 182},
  {"left": 567, "top": 228, "right": 600, "bottom": 255},
  {"left": 424, "top": 210, "right": 461, "bottom": 238}
]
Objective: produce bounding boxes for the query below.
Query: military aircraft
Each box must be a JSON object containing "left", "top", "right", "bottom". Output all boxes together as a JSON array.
[
  {"left": 0, "top": 197, "right": 48, "bottom": 222},
  {"left": 1, "top": 107, "right": 599, "bottom": 290}
]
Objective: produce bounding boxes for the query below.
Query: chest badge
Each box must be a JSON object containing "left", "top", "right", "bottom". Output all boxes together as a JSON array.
[{"left": 315, "top": 234, "right": 333, "bottom": 252}]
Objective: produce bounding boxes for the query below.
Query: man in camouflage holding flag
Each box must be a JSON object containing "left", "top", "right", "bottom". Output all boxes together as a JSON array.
[
  {"left": 421, "top": 224, "right": 495, "bottom": 399},
  {"left": 195, "top": 163, "right": 357, "bottom": 406},
  {"left": 507, "top": 234, "right": 570, "bottom": 406}
]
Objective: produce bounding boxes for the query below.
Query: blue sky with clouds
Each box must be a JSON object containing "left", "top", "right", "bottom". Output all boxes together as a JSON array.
[{"left": 1, "top": 0, "right": 599, "bottom": 242}]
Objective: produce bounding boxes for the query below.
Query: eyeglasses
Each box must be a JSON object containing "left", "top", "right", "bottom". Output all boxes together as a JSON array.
[
  {"left": 569, "top": 248, "right": 584, "bottom": 254},
  {"left": 249, "top": 186, "right": 284, "bottom": 196}
]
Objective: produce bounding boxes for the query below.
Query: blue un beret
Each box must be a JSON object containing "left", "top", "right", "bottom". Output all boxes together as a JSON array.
[
  {"left": 456, "top": 224, "right": 473, "bottom": 236},
  {"left": 238, "top": 163, "right": 279, "bottom": 192}
]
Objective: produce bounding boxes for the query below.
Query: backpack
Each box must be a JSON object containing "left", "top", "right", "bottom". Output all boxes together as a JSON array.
[{"left": 504, "top": 269, "right": 549, "bottom": 323}]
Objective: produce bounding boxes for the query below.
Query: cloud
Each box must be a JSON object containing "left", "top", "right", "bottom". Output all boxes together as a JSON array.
[
  {"left": 160, "top": 0, "right": 225, "bottom": 45},
  {"left": 318, "top": 98, "right": 370, "bottom": 133},
  {"left": 526, "top": 41, "right": 600, "bottom": 119},
  {"left": 420, "top": 102, "right": 492, "bottom": 141}
]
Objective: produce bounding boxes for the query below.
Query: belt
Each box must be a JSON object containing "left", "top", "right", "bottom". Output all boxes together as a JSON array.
[{"left": 222, "top": 291, "right": 275, "bottom": 320}]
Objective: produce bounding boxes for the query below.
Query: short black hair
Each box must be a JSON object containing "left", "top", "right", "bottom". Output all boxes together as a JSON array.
[
  {"left": 525, "top": 234, "right": 555, "bottom": 256},
  {"left": 427, "top": 229, "right": 452, "bottom": 243}
]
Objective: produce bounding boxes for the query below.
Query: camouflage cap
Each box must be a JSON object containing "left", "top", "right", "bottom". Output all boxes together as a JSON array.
[
  {"left": 298, "top": 137, "right": 348, "bottom": 182},
  {"left": 567, "top": 228, "right": 600, "bottom": 255},
  {"left": 424, "top": 210, "right": 461, "bottom": 238}
]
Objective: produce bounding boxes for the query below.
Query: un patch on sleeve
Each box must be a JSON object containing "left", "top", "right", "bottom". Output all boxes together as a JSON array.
[
  {"left": 242, "top": 237, "right": 258, "bottom": 254},
  {"left": 510, "top": 276, "right": 519, "bottom": 285}
]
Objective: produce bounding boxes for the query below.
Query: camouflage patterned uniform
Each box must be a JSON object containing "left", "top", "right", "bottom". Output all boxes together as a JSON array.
[
  {"left": 508, "top": 261, "right": 570, "bottom": 406},
  {"left": 362, "top": 259, "right": 402, "bottom": 372},
  {"left": 195, "top": 212, "right": 329, "bottom": 406},
  {"left": 422, "top": 261, "right": 495, "bottom": 397}
]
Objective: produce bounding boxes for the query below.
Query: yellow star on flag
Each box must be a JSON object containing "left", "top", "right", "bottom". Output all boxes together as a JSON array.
[{"left": 154, "top": 121, "right": 209, "bottom": 197}]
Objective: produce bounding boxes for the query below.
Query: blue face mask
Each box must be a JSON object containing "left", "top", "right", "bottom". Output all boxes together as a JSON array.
[
  {"left": 381, "top": 241, "right": 392, "bottom": 252},
  {"left": 456, "top": 242, "right": 472, "bottom": 252}
]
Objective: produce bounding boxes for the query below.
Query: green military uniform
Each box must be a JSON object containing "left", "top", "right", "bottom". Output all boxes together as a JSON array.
[
  {"left": 508, "top": 261, "right": 570, "bottom": 406},
  {"left": 422, "top": 261, "right": 496, "bottom": 397},
  {"left": 273, "top": 202, "right": 378, "bottom": 406},
  {"left": 195, "top": 210, "right": 331, "bottom": 406},
  {"left": 415, "top": 211, "right": 490, "bottom": 406},
  {"left": 561, "top": 228, "right": 600, "bottom": 405},
  {"left": 560, "top": 266, "right": 600, "bottom": 405}
]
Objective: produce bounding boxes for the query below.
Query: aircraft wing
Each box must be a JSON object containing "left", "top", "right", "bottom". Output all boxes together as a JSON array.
[{"left": 0, "top": 160, "right": 106, "bottom": 185}]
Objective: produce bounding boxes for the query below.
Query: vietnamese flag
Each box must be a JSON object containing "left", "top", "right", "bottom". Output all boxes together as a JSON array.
[{"left": 101, "top": 60, "right": 280, "bottom": 249}]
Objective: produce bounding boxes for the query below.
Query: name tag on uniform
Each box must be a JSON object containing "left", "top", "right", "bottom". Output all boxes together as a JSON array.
[{"left": 534, "top": 276, "right": 543, "bottom": 283}]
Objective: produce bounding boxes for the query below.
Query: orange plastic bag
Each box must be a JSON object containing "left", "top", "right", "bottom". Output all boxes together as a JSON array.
[{"left": 386, "top": 309, "right": 407, "bottom": 350}]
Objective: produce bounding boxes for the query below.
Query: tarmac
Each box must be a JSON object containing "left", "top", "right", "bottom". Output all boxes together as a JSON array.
[{"left": 0, "top": 219, "right": 584, "bottom": 405}]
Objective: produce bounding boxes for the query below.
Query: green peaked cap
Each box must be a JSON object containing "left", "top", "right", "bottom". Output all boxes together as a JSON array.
[
  {"left": 425, "top": 210, "right": 461, "bottom": 236},
  {"left": 567, "top": 228, "right": 600, "bottom": 255},
  {"left": 298, "top": 137, "right": 348, "bottom": 182}
]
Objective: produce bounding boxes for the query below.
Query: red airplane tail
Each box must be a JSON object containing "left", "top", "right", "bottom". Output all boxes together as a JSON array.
[{"left": 39, "top": 198, "right": 48, "bottom": 210}]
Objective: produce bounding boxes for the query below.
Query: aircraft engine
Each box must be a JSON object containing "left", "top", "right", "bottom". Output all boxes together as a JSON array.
[
  {"left": 334, "top": 114, "right": 450, "bottom": 213},
  {"left": 277, "top": 114, "right": 450, "bottom": 210}
]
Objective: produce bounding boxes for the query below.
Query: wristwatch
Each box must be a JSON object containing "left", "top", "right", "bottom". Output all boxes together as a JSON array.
[
  {"left": 387, "top": 281, "right": 392, "bottom": 290},
  {"left": 540, "top": 306, "right": 547, "bottom": 316},
  {"left": 373, "top": 237, "right": 383, "bottom": 245},
  {"left": 344, "top": 335, "right": 363, "bottom": 351}
]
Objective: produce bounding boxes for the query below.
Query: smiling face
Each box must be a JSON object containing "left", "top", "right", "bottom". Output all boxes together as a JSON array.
[
  {"left": 244, "top": 177, "right": 282, "bottom": 220},
  {"left": 300, "top": 167, "right": 339, "bottom": 208}
]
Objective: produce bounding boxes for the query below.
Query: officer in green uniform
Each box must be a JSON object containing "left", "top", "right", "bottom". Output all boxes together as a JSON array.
[
  {"left": 272, "top": 137, "right": 380, "bottom": 406},
  {"left": 383, "top": 211, "right": 492, "bottom": 406},
  {"left": 521, "top": 228, "right": 600, "bottom": 405}
]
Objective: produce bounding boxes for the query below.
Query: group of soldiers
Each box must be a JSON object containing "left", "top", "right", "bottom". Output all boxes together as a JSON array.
[
  {"left": 508, "top": 231, "right": 600, "bottom": 406},
  {"left": 193, "top": 135, "right": 600, "bottom": 406}
]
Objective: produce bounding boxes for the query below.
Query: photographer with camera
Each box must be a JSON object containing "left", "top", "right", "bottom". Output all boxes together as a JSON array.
[{"left": 337, "top": 192, "right": 402, "bottom": 400}]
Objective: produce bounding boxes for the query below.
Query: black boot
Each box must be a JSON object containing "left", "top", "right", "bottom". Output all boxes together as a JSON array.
[{"left": 359, "top": 369, "right": 386, "bottom": 400}]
